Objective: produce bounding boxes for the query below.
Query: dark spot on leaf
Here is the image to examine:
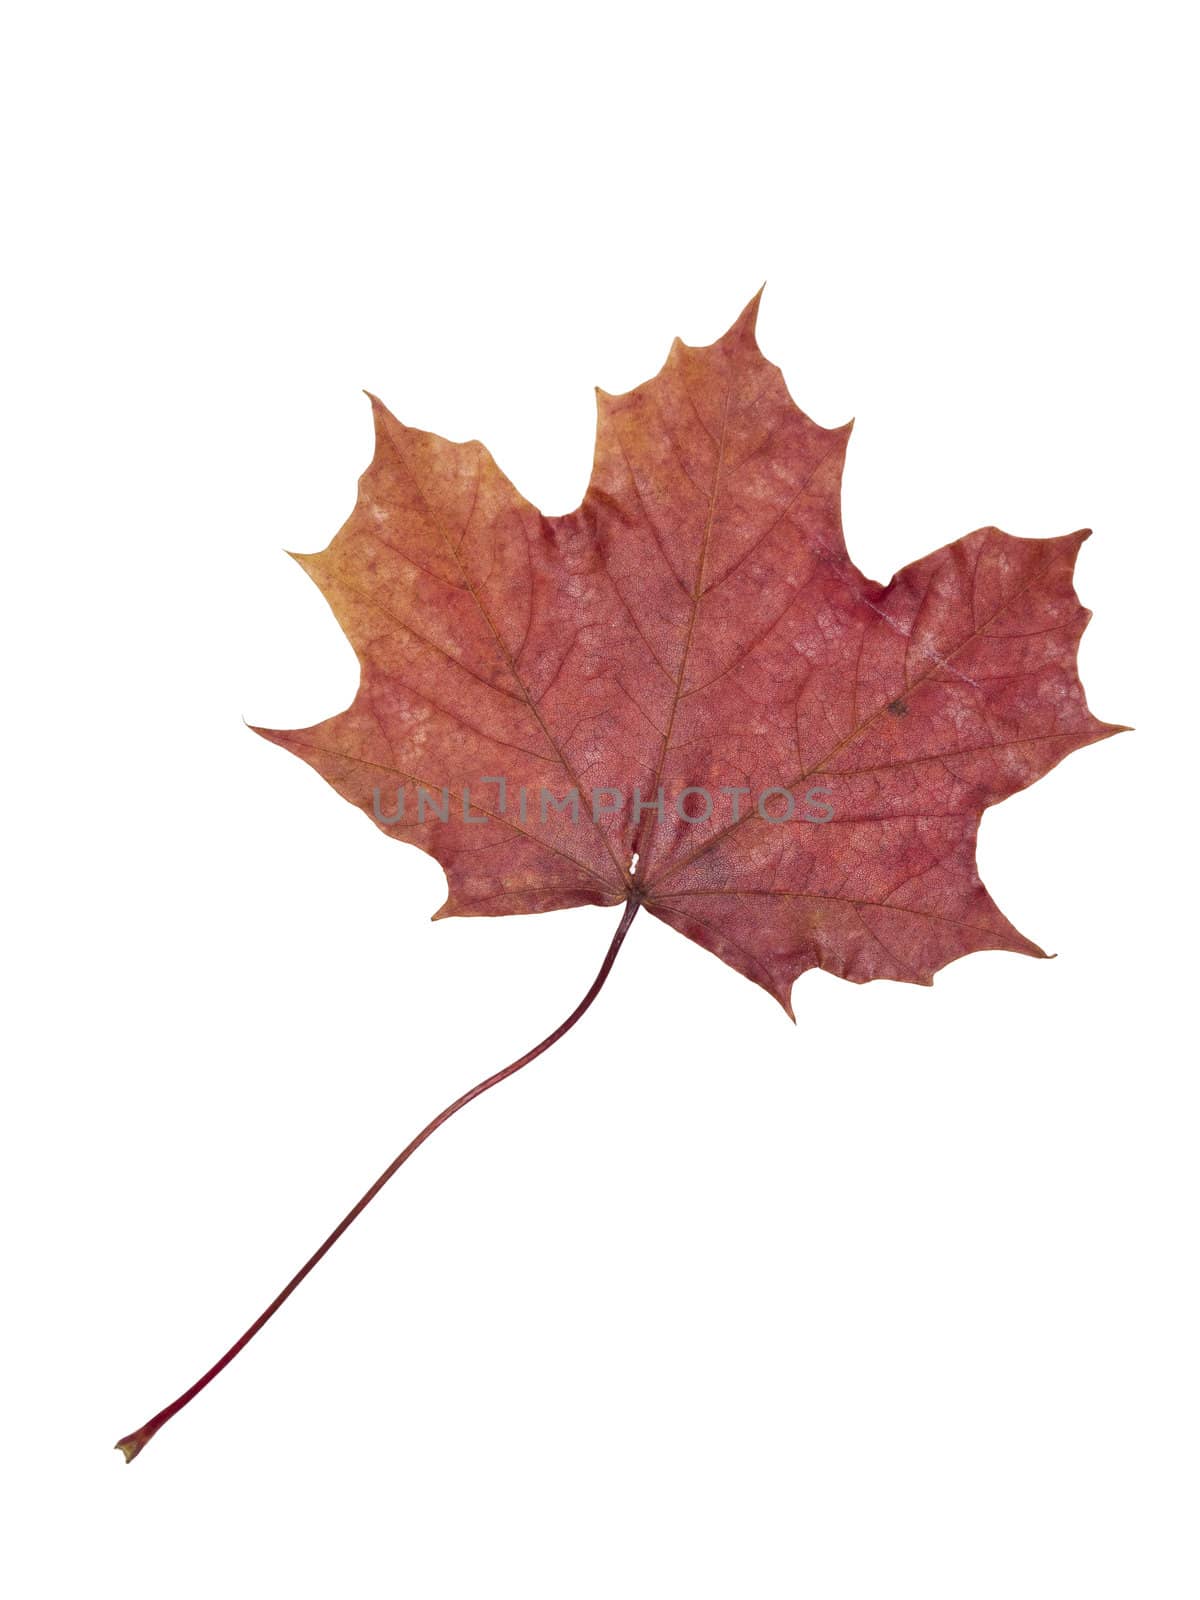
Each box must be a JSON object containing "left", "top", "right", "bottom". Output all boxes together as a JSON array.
[{"left": 887, "top": 698, "right": 909, "bottom": 716}]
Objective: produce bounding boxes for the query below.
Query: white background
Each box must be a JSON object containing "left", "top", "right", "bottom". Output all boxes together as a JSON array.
[{"left": 3, "top": 3, "right": 1196, "bottom": 1596}]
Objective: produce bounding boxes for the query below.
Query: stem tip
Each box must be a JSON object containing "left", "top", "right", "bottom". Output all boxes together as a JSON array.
[{"left": 115, "top": 1425, "right": 157, "bottom": 1463}]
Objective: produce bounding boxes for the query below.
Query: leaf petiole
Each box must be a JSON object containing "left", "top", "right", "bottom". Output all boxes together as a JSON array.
[{"left": 115, "top": 895, "right": 641, "bottom": 1463}]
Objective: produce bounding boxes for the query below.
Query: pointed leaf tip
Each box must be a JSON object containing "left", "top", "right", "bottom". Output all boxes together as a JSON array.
[{"left": 727, "top": 285, "right": 765, "bottom": 345}]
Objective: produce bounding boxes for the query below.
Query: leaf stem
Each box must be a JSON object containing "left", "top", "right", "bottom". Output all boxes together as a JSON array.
[{"left": 115, "top": 895, "right": 642, "bottom": 1463}]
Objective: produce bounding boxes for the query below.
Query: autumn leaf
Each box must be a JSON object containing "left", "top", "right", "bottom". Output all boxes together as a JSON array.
[
  {"left": 116, "top": 293, "right": 1123, "bottom": 1461},
  {"left": 255, "top": 288, "right": 1121, "bottom": 1008}
]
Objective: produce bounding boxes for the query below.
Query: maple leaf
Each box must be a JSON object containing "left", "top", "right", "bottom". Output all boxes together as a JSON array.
[
  {"left": 116, "top": 294, "right": 1123, "bottom": 1462},
  {"left": 254, "top": 289, "right": 1122, "bottom": 1010}
]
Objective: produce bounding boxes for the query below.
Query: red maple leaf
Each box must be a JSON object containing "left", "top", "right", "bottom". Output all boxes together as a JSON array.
[
  {"left": 256, "top": 289, "right": 1121, "bottom": 1008},
  {"left": 117, "top": 294, "right": 1122, "bottom": 1460}
]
